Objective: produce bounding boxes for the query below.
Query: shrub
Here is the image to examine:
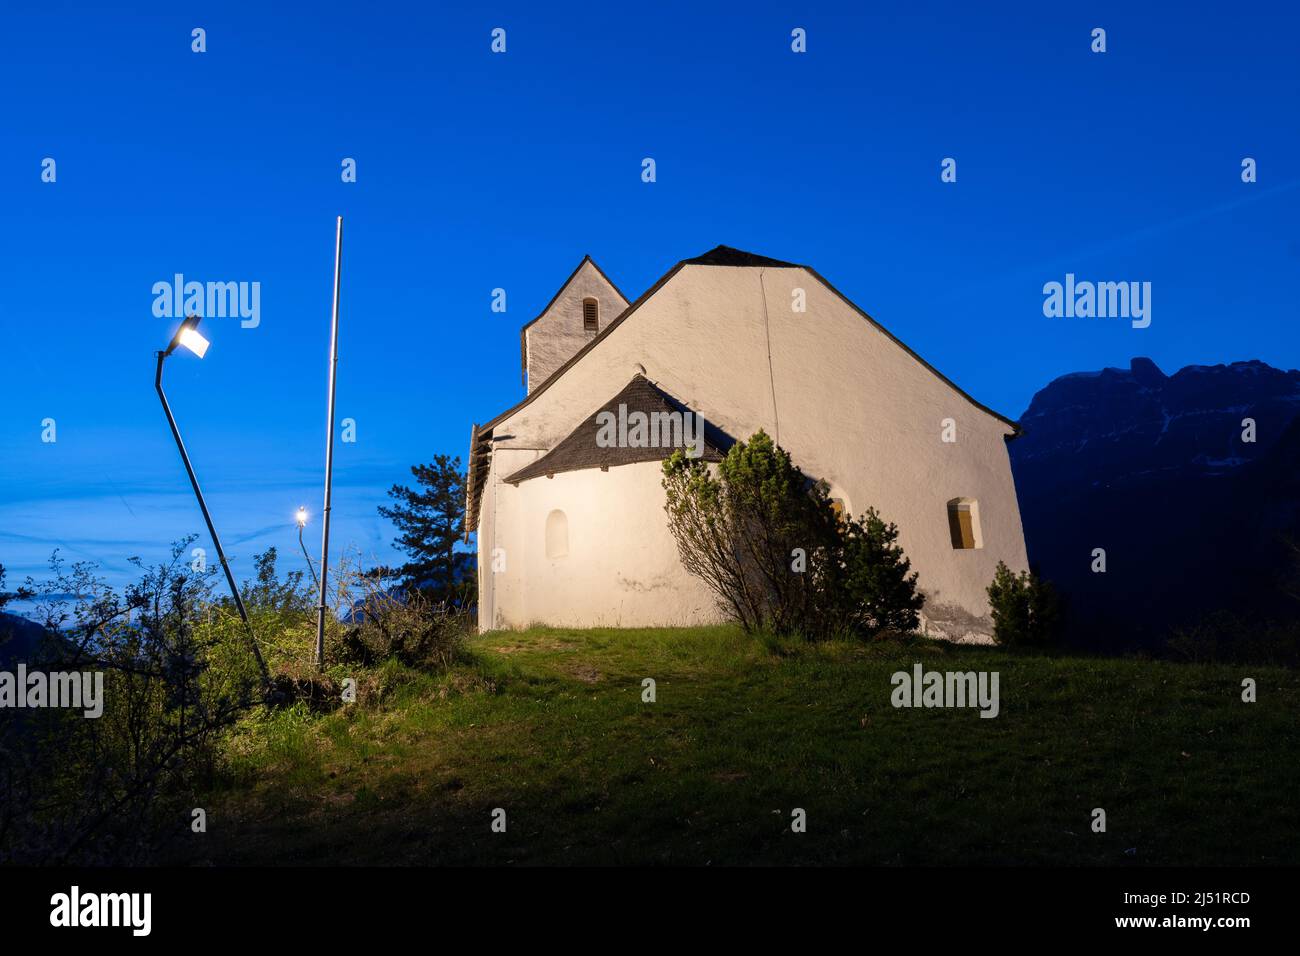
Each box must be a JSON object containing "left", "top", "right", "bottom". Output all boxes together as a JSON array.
[
  {"left": 830, "top": 507, "right": 925, "bottom": 637},
  {"left": 662, "top": 429, "right": 922, "bottom": 641},
  {"left": 336, "top": 586, "right": 469, "bottom": 670},
  {"left": 1, "top": 540, "right": 264, "bottom": 864},
  {"left": 236, "top": 546, "right": 315, "bottom": 672},
  {"left": 986, "top": 561, "right": 1062, "bottom": 647},
  {"left": 0, "top": 539, "right": 466, "bottom": 864},
  {"left": 1166, "top": 611, "right": 1300, "bottom": 667}
]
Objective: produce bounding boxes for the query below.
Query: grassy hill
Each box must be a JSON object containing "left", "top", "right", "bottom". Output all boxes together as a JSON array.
[{"left": 189, "top": 626, "right": 1300, "bottom": 866}]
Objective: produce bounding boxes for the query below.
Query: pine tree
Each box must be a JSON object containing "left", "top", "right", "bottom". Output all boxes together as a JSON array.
[
  {"left": 986, "top": 561, "right": 1062, "bottom": 647},
  {"left": 662, "top": 430, "right": 924, "bottom": 640},
  {"left": 377, "top": 456, "right": 471, "bottom": 600}
]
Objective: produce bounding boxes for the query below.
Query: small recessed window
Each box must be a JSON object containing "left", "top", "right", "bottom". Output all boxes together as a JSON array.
[
  {"left": 582, "top": 297, "right": 599, "bottom": 332},
  {"left": 818, "top": 482, "right": 850, "bottom": 524},
  {"left": 545, "top": 509, "right": 569, "bottom": 558},
  {"left": 947, "top": 498, "right": 981, "bottom": 550}
]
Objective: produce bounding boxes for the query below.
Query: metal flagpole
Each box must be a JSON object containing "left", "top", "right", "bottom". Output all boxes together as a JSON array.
[{"left": 315, "top": 216, "right": 343, "bottom": 670}]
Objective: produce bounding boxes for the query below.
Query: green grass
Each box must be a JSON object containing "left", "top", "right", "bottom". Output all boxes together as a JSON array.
[{"left": 187, "top": 626, "right": 1300, "bottom": 865}]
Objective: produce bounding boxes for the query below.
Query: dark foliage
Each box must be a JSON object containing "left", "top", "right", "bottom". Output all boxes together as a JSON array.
[
  {"left": 986, "top": 561, "right": 1063, "bottom": 648},
  {"left": 336, "top": 587, "right": 469, "bottom": 670},
  {"left": 0, "top": 541, "right": 263, "bottom": 864},
  {"left": 377, "top": 456, "right": 475, "bottom": 602},
  {"left": 662, "top": 430, "right": 922, "bottom": 640}
]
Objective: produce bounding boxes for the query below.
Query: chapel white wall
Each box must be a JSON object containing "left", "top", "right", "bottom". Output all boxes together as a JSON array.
[
  {"left": 482, "top": 264, "right": 1028, "bottom": 637},
  {"left": 478, "top": 454, "right": 724, "bottom": 630}
]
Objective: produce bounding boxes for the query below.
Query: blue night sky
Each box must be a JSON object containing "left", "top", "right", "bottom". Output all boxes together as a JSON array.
[{"left": 1, "top": 1, "right": 1297, "bottom": 595}]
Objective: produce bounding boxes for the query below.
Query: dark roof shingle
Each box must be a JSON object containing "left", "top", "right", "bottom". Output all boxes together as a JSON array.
[
  {"left": 681, "top": 245, "right": 800, "bottom": 268},
  {"left": 504, "top": 375, "right": 731, "bottom": 484}
]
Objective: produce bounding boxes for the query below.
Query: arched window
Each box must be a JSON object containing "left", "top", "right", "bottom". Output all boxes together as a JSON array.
[
  {"left": 582, "top": 297, "right": 599, "bottom": 332},
  {"left": 545, "top": 509, "right": 569, "bottom": 558},
  {"left": 947, "top": 498, "right": 981, "bottom": 549}
]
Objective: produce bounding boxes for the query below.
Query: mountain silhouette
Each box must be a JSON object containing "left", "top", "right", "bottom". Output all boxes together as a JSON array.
[{"left": 1010, "top": 357, "right": 1300, "bottom": 650}]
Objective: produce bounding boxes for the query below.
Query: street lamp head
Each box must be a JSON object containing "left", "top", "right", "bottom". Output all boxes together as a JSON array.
[
  {"left": 164, "top": 315, "right": 209, "bottom": 358},
  {"left": 295, "top": 506, "right": 308, "bottom": 528},
  {"left": 178, "top": 325, "right": 210, "bottom": 358}
]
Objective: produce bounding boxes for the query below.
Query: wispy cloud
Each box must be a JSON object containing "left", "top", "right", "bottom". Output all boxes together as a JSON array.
[{"left": 936, "top": 179, "right": 1300, "bottom": 303}]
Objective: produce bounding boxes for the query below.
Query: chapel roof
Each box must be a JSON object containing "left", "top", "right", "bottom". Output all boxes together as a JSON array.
[
  {"left": 680, "top": 245, "right": 801, "bottom": 268},
  {"left": 503, "top": 374, "right": 730, "bottom": 485},
  {"left": 466, "top": 244, "right": 1023, "bottom": 535}
]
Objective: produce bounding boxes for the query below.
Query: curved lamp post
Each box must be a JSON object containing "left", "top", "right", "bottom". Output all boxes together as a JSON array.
[
  {"left": 295, "top": 506, "right": 318, "bottom": 585},
  {"left": 156, "top": 315, "right": 270, "bottom": 687}
]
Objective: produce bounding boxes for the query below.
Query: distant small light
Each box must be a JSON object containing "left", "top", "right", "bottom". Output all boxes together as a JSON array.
[
  {"left": 296, "top": 507, "right": 308, "bottom": 527},
  {"left": 178, "top": 326, "right": 210, "bottom": 358}
]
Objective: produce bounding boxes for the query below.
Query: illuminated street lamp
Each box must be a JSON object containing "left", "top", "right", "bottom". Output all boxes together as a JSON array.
[
  {"left": 155, "top": 315, "right": 270, "bottom": 686},
  {"left": 295, "top": 506, "right": 318, "bottom": 585}
]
